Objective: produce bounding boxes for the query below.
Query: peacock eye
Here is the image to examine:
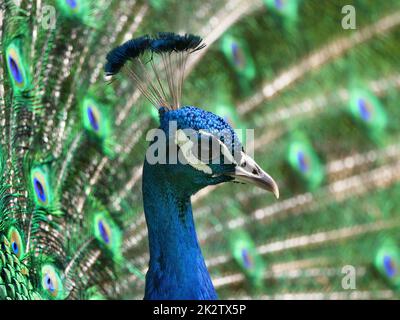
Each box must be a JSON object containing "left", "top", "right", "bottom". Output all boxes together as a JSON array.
[
  {"left": 41, "top": 265, "right": 63, "bottom": 299},
  {"left": 31, "top": 167, "right": 51, "bottom": 206},
  {"left": 6, "top": 43, "right": 28, "bottom": 90},
  {"left": 8, "top": 227, "right": 25, "bottom": 259},
  {"left": 98, "top": 219, "right": 110, "bottom": 244},
  {"left": 66, "top": 0, "right": 78, "bottom": 9},
  {"left": 275, "top": 0, "right": 285, "bottom": 10},
  {"left": 34, "top": 177, "right": 46, "bottom": 202},
  {"left": 296, "top": 150, "right": 310, "bottom": 173},
  {"left": 92, "top": 212, "right": 122, "bottom": 258},
  {"left": 383, "top": 255, "right": 397, "bottom": 278},
  {"left": 8, "top": 56, "right": 23, "bottom": 83},
  {"left": 45, "top": 274, "right": 55, "bottom": 291},
  {"left": 241, "top": 248, "right": 253, "bottom": 269},
  {"left": 87, "top": 106, "right": 100, "bottom": 131},
  {"left": 82, "top": 98, "right": 108, "bottom": 138},
  {"left": 357, "top": 98, "right": 373, "bottom": 122},
  {"left": 231, "top": 42, "right": 245, "bottom": 69}
]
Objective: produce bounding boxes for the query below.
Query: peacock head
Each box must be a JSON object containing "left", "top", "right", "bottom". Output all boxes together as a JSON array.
[
  {"left": 144, "top": 105, "right": 279, "bottom": 198},
  {"left": 105, "top": 32, "right": 279, "bottom": 198}
]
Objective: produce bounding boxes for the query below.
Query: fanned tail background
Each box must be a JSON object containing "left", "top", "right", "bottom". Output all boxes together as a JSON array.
[{"left": 0, "top": 0, "right": 400, "bottom": 299}]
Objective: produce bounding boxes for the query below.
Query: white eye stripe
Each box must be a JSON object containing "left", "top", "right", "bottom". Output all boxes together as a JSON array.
[
  {"left": 173, "top": 129, "right": 238, "bottom": 174},
  {"left": 174, "top": 129, "right": 212, "bottom": 174}
]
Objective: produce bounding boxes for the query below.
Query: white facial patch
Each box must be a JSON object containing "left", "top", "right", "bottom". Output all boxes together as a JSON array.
[{"left": 174, "top": 129, "right": 212, "bottom": 174}]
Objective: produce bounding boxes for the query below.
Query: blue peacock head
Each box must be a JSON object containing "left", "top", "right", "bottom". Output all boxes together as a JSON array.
[
  {"left": 105, "top": 33, "right": 279, "bottom": 198},
  {"left": 151, "top": 105, "right": 278, "bottom": 196}
]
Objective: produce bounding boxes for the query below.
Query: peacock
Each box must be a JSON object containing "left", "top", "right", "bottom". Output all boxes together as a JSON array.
[
  {"left": 1, "top": 0, "right": 400, "bottom": 301},
  {"left": 104, "top": 33, "right": 279, "bottom": 299}
]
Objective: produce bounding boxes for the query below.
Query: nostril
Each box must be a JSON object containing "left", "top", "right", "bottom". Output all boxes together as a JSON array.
[{"left": 252, "top": 168, "right": 258, "bottom": 175}]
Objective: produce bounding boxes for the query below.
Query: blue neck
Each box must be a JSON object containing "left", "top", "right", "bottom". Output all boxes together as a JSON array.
[{"left": 142, "top": 161, "right": 217, "bottom": 300}]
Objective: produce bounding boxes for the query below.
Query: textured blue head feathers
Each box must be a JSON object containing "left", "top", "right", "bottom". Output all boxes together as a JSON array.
[
  {"left": 159, "top": 106, "right": 243, "bottom": 156},
  {"left": 142, "top": 105, "right": 244, "bottom": 194}
]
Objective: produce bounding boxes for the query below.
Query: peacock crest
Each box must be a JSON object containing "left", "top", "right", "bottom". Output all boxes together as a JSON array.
[{"left": 105, "top": 32, "right": 205, "bottom": 110}]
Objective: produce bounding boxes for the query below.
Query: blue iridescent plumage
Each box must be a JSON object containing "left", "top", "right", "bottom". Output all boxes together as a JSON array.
[
  {"left": 143, "top": 107, "right": 239, "bottom": 299},
  {"left": 105, "top": 32, "right": 279, "bottom": 300},
  {"left": 143, "top": 104, "right": 279, "bottom": 299}
]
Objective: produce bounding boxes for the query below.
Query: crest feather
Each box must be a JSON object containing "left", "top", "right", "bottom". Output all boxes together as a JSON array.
[{"left": 105, "top": 33, "right": 206, "bottom": 111}]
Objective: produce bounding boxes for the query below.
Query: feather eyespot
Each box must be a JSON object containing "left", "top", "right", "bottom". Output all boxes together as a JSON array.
[
  {"left": 66, "top": 0, "right": 78, "bottom": 9},
  {"left": 231, "top": 42, "right": 245, "bottom": 69},
  {"left": 357, "top": 98, "right": 373, "bottom": 122},
  {"left": 349, "top": 89, "right": 387, "bottom": 132},
  {"left": 8, "top": 227, "right": 24, "bottom": 259},
  {"left": 94, "top": 213, "right": 114, "bottom": 247},
  {"left": 93, "top": 212, "right": 122, "bottom": 259},
  {"left": 296, "top": 150, "right": 310, "bottom": 173},
  {"left": 81, "top": 97, "right": 114, "bottom": 156},
  {"left": 275, "top": 0, "right": 285, "bottom": 10},
  {"left": 6, "top": 43, "right": 28, "bottom": 90},
  {"left": 383, "top": 255, "right": 397, "bottom": 278},
  {"left": 87, "top": 106, "right": 100, "bottom": 131},
  {"left": 8, "top": 55, "right": 23, "bottom": 83},
  {"left": 241, "top": 248, "right": 253, "bottom": 269},
  {"left": 31, "top": 167, "right": 52, "bottom": 207},
  {"left": 57, "top": 0, "right": 82, "bottom": 15},
  {"left": 98, "top": 219, "right": 110, "bottom": 244},
  {"left": 34, "top": 177, "right": 46, "bottom": 202},
  {"left": 374, "top": 244, "right": 400, "bottom": 286},
  {"left": 82, "top": 99, "right": 107, "bottom": 137},
  {"left": 41, "top": 265, "right": 63, "bottom": 299}
]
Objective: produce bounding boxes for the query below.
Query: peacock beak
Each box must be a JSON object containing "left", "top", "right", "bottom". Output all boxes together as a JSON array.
[{"left": 226, "top": 151, "right": 279, "bottom": 199}]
